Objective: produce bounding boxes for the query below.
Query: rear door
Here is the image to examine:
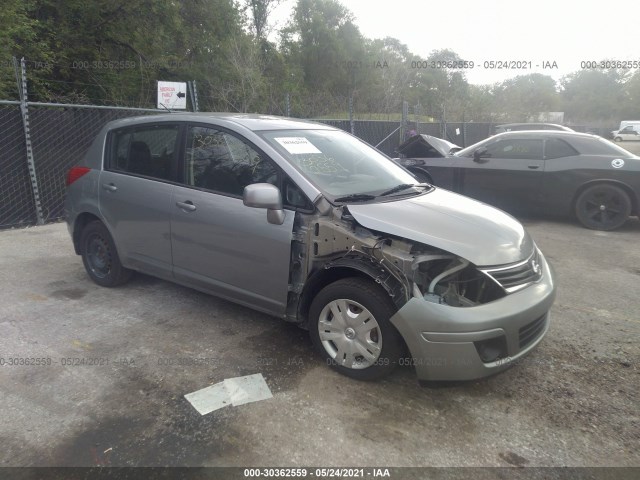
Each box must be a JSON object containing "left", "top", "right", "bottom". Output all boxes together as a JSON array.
[
  {"left": 170, "top": 124, "right": 295, "bottom": 316},
  {"left": 455, "top": 137, "right": 544, "bottom": 211},
  {"left": 99, "top": 123, "right": 181, "bottom": 279}
]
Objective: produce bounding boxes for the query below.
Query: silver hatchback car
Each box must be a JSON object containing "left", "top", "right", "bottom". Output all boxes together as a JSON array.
[{"left": 65, "top": 113, "right": 556, "bottom": 381}]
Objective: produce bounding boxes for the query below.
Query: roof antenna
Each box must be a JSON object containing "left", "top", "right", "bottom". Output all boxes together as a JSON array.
[{"left": 159, "top": 103, "right": 172, "bottom": 113}]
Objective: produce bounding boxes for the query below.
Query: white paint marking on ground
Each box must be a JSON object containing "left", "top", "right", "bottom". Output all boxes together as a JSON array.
[
  {"left": 184, "top": 373, "right": 272, "bottom": 415},
  {"left": 225, "top": 373, "right": 273, "bottom": 406},
  {"left": 184, "top": 381, "right": 230, "bottom": 415}
]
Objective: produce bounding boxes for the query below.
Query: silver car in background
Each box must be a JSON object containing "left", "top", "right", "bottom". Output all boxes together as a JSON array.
[{"left": 65, "top": 113, "right": 556, "bottom": 381}]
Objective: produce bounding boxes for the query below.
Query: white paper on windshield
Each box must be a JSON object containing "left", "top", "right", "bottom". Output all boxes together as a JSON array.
[{"left": 274, "top": 137, "right": 321, "bottom": 154}]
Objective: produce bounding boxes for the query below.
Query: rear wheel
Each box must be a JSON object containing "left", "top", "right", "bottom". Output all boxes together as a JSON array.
[
  {"left": 80, "top": 221, "right": 133, "bottom": 287},
  {"left": 309, "top": 278, "right": 403, "bottom": 380},
  {"left": 575, "top": 184, "right": 631, "bottom": 230}
]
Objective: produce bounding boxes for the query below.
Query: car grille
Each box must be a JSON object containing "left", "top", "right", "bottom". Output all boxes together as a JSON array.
[
  {"left": 519, "top": 313, "right": 548, "bottom": 349},
  {"left": 480, "top": 249, "right": 543, "bottom": 293}
]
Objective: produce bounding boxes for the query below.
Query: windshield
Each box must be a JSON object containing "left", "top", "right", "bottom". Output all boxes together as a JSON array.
[
  {"left": 259, "top": 129, "right": 425, "bottom": 201},
  {"left": 454, "top": 138, "right": 490, "bottom": 157}
]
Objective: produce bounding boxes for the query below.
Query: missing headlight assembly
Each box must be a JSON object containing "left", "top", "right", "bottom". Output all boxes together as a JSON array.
[{"left": 291, "top": 205, "right": 507, "bottom": 319}]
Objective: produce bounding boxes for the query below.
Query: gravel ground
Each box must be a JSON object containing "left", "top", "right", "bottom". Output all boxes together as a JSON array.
[{"left": 0, "top": 216, "right": 638, "bottom": 470}]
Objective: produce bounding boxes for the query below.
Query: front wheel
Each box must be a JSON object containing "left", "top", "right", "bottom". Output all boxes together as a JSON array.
[
  {"left": 575, "top": 184, "right": 631, "bottom": 231},
  {"left": 309, "top": 278, "right": 403, "bottom": 380},
  {"left": 80, "top": 221, "right": 133, "bottom": 287},
  {"left": 614, "top": 136, "right": 623, "bottom": 142}
]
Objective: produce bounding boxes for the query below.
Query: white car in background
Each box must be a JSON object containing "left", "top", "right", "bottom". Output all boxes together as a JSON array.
[{"left": 612, "top": 121, "right": 640, "bottom": 142}]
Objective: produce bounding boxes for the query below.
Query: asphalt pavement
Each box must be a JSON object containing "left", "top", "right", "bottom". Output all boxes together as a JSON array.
[{"left": 0, "top": 214, "right": 638, "bottom": 468}]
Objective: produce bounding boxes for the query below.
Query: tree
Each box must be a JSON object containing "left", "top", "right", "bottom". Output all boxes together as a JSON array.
[
  {"left": 211, "top": 36, "right": 266, "bottom": 112},
  {"left": 0, "top": 0, "right": 53, "bottom": 99},
  {"left": 621, "top": 70, "right": 640, "bottom": 119},
  {"left": 494, "top": 74, "right": 559, "bottom": 121},
  {"left": 359, "top": 37, "right": 414, "bottom": 118},
  {"left": 560, "top": 70, "right": 626, "bottom": 124},
  {"left": 246, "top": 0, "right": 282, "bottom": 40},
  {"left": 281, "top": 0, "right": 366, "bottom": 116},
  {"left": 2, "top": 0, "right": 244, "bottom": 107}
]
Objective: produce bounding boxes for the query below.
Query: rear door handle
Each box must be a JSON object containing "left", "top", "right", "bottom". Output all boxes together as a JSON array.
[
  {"left": 527, "top": 165, "right": 540, "bottom": 169},
  {"left": 102, "top": 183, "right": 117, "bottom": 192},
  {"left": 176, "top": 200, "right": 197, "bottom": 212}
]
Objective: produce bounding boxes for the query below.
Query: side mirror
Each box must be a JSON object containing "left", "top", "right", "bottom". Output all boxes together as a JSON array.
[
  {"left": 243, "top": 183, "right": 285, "bottom": 225},
  {"left": 473, "top": 148, "right": 489, "bottom": 163}
]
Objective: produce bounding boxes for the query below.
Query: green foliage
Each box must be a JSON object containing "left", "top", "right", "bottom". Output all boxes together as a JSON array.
[
  {"left": 1, "top": 0, "right": 638, "bottom": 125},
  {"left": 560, "top": 69, "right": 628, "bottom": 124},
  {"left": 495, "top": 74, "right": 559, "bottom": 120}
]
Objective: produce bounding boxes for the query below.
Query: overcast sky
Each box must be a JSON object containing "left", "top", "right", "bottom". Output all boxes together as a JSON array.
[{"left": 270, "top": 0, "right": 640, "bottom": 85}]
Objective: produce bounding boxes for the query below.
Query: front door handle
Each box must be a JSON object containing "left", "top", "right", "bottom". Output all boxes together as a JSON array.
[
  {"left": 102, "top": 183, "right": 117, "bottom": 192},
  {"left": 176, "top": 200, "right": 197, "bottom": 212},
  {"left": 528, "top": 165, "right": 540, "bottom": 169}
]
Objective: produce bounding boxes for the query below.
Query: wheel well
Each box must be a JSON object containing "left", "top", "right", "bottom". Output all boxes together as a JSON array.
[
  {"left": 72, "top": 213, "right": 101, "bottom": 254},
  {"left": 297, "top": 267, "right": 374, "bottom": 329},
  {"left": 297, "top": 266, "right": 411, "bottom": 357},
  {"left": 572, "top": 181, "right": 638, "bottom": 216}
]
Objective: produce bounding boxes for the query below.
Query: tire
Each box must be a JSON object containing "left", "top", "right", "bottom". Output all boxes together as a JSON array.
[
  {"left": 309, "top": 277, "right": 403, "bottom": 380},
  {"left": 80, "top": 220, "right": 133, "bottom": 287},
  {"left": 575, "top": 184, "right": 631, "bottom": 231},
  {"left": 614, "top": 137, "right": 622, "bottom": 142}
]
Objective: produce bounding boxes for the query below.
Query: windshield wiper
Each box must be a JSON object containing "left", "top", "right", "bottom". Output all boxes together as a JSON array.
[
  {"left": 379, "top": 183, "right": 429, "bottom": 197},
  {"left": 333, "top": 193, "right": 377, "bottom": 203}
]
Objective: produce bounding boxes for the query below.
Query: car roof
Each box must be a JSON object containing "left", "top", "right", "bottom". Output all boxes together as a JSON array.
[
  {"left": 496, "top": 122, "right": 571, "bottom": 130},
  {"left": 102, "top": 112, "right": 337, "bottom": 132},
  {"left": 490, "top": 130, "right": 595, "bottom": 140}
]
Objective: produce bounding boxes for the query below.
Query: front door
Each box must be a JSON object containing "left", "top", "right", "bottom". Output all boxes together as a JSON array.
[
  {"left": 170, "top": 124, "right": 294, "bottom": 316},
  {"left": 455, "top": 137, "right": 544, "bottom": 212}
]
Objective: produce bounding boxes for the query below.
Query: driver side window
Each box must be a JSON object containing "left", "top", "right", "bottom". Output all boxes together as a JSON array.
[
  {"left": 184, "top": 126, "right": 277, "bottom": 196},
  {"left": 484, "top": 139, "right": 543, "bottom": 160}
]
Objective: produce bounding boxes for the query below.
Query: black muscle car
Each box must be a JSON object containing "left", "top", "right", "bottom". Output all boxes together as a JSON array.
[{"left": 394, "top": 131, "right": 640, "bottom": 230}]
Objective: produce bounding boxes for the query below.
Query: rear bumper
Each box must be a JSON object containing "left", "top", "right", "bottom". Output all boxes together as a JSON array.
[{"left": 390, "top": 253, "right": 556, "bottom": 381}]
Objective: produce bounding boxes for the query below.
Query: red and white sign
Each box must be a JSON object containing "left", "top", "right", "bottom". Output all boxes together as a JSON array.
[{"left": 157, "top": 81, "right": 187, "bottom": 110}]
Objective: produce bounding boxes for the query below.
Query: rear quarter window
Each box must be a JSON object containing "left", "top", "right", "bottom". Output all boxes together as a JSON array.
[
  {"left": 574, "top": 137, "right": 635, "bottom": 156},
  {"left": 544, "top": 138, "right": 578, "bottom": 159},
  {"left": 107, "top": 124, "right": 180, "bottom": 181}
]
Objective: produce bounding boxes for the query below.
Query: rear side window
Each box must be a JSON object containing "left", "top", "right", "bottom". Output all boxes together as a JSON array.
[
  {"left": 108, "top": 125, "right": 180, "bottom": 181},
  {"left": 544, "top": 138, "right": 578, "bottom": 159}
]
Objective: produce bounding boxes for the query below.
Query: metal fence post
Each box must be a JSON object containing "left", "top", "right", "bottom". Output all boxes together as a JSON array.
[
  {"left": 285, "top": 92, "right": 291, "bottom": 117},
  {"left": 349, "top": 94, "right": 355, "bottom": 135},
  {"left": 14, "top": 57, "right": 44, "bottom": 225},
  {"left": 401, "top": 100, "right": 408, "bottom": 141},
  {"left": 188, "top": 80, "right": 200, "bottom": 112}
]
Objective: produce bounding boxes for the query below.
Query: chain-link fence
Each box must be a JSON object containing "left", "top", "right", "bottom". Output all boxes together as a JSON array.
[
  {"left": 0, "top": 102, "right": 36, "bottom": 228},
  {"left": 314, "top": 119, "right": 402, "bottom": 157},
  {"left": 26, "top": 104, "right": 162, "bottom": 223},
  {"left": 1, "top": 101, "right": 408, "bottom": 229},
  {"left": 0, "top": 98, "right": 615, "bottom": 230}
]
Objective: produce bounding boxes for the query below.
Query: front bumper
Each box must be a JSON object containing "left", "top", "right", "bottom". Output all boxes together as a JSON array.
[{"left": 390, "top": 252, "right": 556, "bottom": 381}]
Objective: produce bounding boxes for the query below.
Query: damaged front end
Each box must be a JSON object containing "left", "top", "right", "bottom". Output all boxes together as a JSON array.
[
  {"left": 287, "top": 201, "right": 511, "bottom": 324},
  {"left": 287, "top": 190, "right": 555, "bottom": 381}
]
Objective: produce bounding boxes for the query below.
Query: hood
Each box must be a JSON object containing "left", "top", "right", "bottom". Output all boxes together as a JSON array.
[
  {"left": 348, "top": 189, "right": 534, "bottom": 266},
  {"left": 396, "top": 134, "right": 461, "bottom": 158}
]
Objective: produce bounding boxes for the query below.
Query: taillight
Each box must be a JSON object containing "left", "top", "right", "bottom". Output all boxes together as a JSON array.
[{"left": 66, "top": 166, "right": 91, "bottom": 186}]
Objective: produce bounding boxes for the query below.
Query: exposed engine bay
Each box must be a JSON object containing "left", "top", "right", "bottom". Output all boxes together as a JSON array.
[{"left": 286, "top": 204, "right": 506, "bottom": 322}]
